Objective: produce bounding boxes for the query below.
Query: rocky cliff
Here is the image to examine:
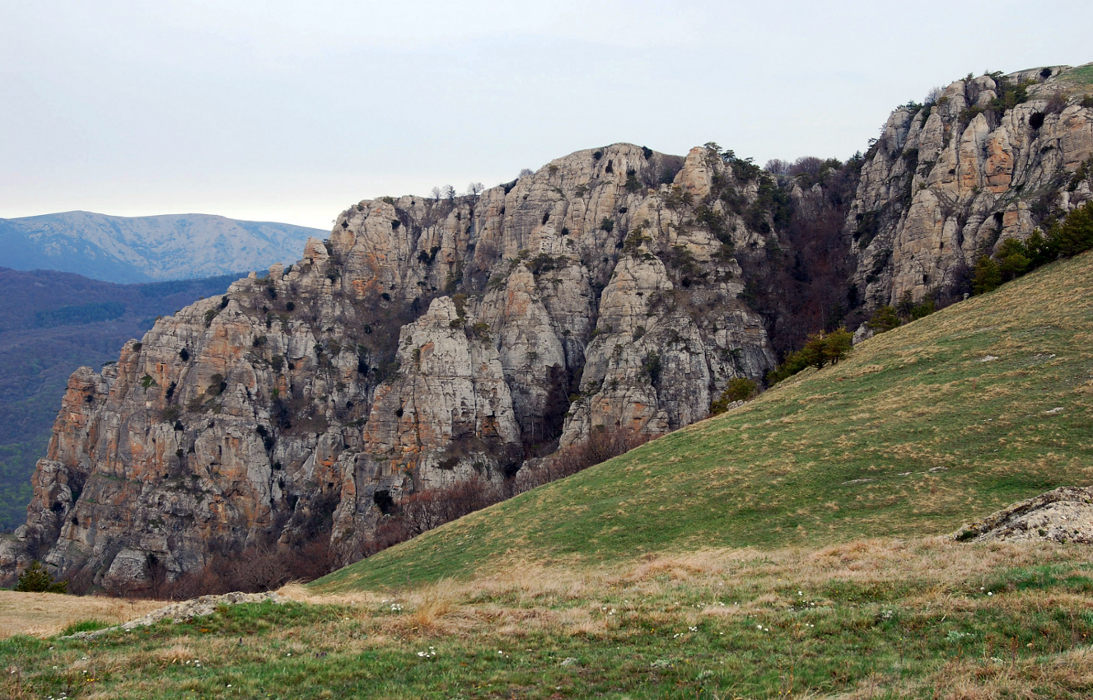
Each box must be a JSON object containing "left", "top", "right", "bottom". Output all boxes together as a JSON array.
[
  {"left": 1, "top": 144, "right": 783, "bottom": 593},
  {"left": 4, "top": 64, "right": 1092, "bottom": 594},
  {"left": 850, "top": 65, "right": 1093, "bottom": 307}
]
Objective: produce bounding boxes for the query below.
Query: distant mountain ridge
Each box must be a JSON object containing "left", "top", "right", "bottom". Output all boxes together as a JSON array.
[{"left": 0, "top": 211, "right": 325, "bottom": 283}]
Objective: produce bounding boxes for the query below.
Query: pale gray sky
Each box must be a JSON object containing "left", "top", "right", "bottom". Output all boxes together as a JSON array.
[{"left": 2, "top": 0, "right": 1091, "bottom": 229}]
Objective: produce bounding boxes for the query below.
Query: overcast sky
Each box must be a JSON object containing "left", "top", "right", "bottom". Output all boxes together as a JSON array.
[{"left": 3, "top": 1, "right": 1091, "bottom": 230}]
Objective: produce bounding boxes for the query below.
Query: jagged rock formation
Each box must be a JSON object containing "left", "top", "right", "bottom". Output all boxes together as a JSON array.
[
  {"left": 850, "top": 65, "right": 1093, "bottom": 307},
  {"left": 1, "top": 144, "right": 782, "bottom": 593},
  {"left": 4, "top": 64, "right": 1092, "bottom": 594}
]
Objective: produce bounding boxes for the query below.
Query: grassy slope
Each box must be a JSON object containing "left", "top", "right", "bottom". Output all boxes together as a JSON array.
[
  {"left": 317, "top": 251, "right": 1093, "bottom": 592},
  {"left": 1058, "top": 63, "right": 1093, "bottom": 89}
]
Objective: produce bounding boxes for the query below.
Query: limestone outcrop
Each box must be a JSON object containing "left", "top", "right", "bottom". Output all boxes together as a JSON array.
[{"left": 850, "top": 65, "right": 1093, "bottom": 307}]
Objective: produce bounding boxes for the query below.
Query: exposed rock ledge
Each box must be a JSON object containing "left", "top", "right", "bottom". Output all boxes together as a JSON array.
[{"left": 955, "top": 486, "right": 1093, "bottom": 544}]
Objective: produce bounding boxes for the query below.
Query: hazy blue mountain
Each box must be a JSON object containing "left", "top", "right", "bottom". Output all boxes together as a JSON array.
[
  {"left": 0, "top": 267, "right": 244, "bottom": 531},
  {"left": 0, "top": 211, "right": 325, "bottom": 283}
]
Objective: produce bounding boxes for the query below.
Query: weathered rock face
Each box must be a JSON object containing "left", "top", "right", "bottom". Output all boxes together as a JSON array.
[
  {"left": 850, "top": 65, "right": 1093, "bottom": 307},
  {"left": 1, "top": 143, "right": 782, "bottom": 593},
  {"left": 6, "top": 64, "right": 1092, "bottom": 594},
  {"left": 955, "top": 486, "right": 1093, "bottom": 544}
]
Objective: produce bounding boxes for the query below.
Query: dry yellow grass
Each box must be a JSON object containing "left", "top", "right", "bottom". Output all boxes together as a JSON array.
[
  {"left": 0, "top": 590, "right": 162, "bottom": 638},
  {"left": 282, "top": 536, "right": 1093, "bottom": 648}
]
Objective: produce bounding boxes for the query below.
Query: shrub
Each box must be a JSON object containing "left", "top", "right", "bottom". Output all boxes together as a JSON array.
[
  {"left": 641, "top": 351, "right": 662, "bottom": 384},
  {"left": 868, "top": 306, "right": 901, "bottom": 333},
  {"left": 821, "top": 328, "right": 853, "bottom": 365},
  {"left": 600, "top": 218, "right": 615, "bottom": 233},
  {"left": 972, "top": 255, "right": 1002, "bottom": 294},
  {"left": 996, "top": 238, "right": 1032, "bottom": 281},
  {"left": 468, "top": 322, "right": 491, "bottom": 341},
  {"left": 1068, "top": 158, "right": 1091, "bottom": 191},
  {"left": 710, "top": 378, "right": 758, "bottom": 415},
  {"left": 910, "top": 298, "right": 936, "bottom": 320},
  {"left": 15, "top": 560, "right": 67, "bottom": 593},
  {"left": 768, "top": 328, "right": 853, "bottom": 384},
  {"left": 1047, "top": 201, "right": 1093, "bottom": 257},
  {"left": 528, "top": 254, "right": 563, "bottom": 275},
  {"left": 517, "top": 428, "right": 650, "bottom": 494}
]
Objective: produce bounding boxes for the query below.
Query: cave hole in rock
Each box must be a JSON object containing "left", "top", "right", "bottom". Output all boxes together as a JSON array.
[{"left": 373, "top": 489, "right": 395, "bottom": 515}]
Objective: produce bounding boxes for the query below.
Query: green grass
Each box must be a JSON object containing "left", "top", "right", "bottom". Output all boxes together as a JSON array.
[
  {"left": 1059, "top": 63, "right": 1093, "bottom": 88},
  {"left": 58, "top": 619, "right": 112, "bottom": 636},
  {"left": 317, "top": 252, "right": 1093, "bottom": 592}
]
